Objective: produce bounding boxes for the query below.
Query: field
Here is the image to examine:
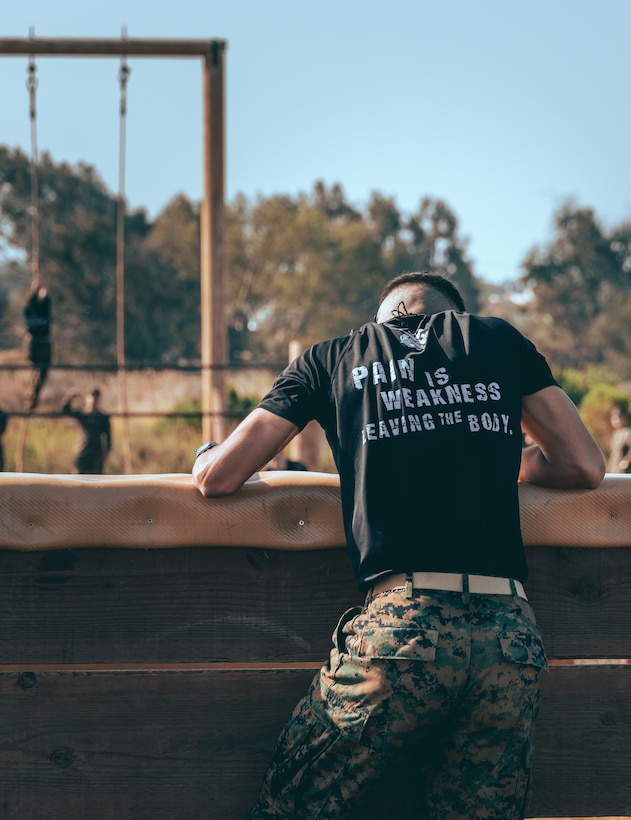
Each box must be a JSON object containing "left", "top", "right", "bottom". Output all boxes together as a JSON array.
[{"left": 0, "top": 363, "right": 285, "bottom": 474}]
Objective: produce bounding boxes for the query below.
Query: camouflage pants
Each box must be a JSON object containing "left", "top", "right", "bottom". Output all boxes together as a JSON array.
[{"left": 250, "top": 588, "right": 547, "bottom": 819}]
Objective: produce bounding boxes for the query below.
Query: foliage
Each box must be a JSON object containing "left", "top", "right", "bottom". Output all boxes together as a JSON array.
[
  {"left": 578, "top": 383, "right": 631, "bottom": 455},
  {"left": 226, "top": 183, "right": 480, "bottom": 359},
  {"left": 0, "top": 147, "right": 196, "bottom": 365},
  {"left": 155, "top": 398, "right": 202, "bottom": 434},
  {"left": 155, "top": 387, "right": 258, "bottom": 436},
  {"left": 554, "top": 366, "right": 617, "bottom": 408},
  {"left": 4, "top": 144, "right": 631, "bottom": 387},
  {"left": 226, "top": 386, "right": 259, "bottom": 416},
  {"left": 521, "top": 202, "right": 631, "bottom": 376},
  {"left": 1, "top": 148, "right": 480, "bottom": 366}
]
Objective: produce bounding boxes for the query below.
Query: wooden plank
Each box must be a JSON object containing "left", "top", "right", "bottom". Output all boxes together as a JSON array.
[
  {"left": 529, "top": 665, "right": 631, "bottom": 817},
  {"left": 2, "top": 545, "right": 631, "bottom": 665},
  {"left": 0, "top": 666, "right": 629, "bottom": 819},
  {"left": 0, "top": 668, "right": 313, "bottom": 819},
  {"left": 0, "top": 37, "right": 224, "bottom": 57},
  {"left": 527, "top": 546, "right": 631, "bottom": 659},
  {"left": 0, "top": 547, "right": 361, "bottom": 665}
]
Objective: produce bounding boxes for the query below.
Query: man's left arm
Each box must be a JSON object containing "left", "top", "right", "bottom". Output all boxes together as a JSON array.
[
  {"left": 520, "top": 385, "right": 605, "bottom": 488},
  {"left": 192, "top": 408, "right": 300, "bottom": 497}
]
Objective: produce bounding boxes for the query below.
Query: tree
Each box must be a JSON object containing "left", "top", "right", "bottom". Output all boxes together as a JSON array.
[
  {"left": 136, "top": 195, "right": 201, "bottom": 363},
  {"left": 0, "top": 147, "right": 196, "bottom": 366},
  {"left": 1, "top": 147, "right": 482, "bottom": 368},
  {"left": 224, "top": 184, "right": 481, "bottom": 361},
  {"left": 224, "top": 185, "right": 384, "bottom": 360},
  {"left": 521, "top": 202, "right": 631, "bottom": 375}
]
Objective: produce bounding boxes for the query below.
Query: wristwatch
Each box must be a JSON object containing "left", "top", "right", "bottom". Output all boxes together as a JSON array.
[{"left": 195, "top": 441, "right": 218, "bottom": 459}]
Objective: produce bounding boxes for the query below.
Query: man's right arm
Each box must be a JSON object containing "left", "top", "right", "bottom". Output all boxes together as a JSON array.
[
  {"left": 62, "top": 391, "right": 79, "bottom": 417},
  {"left": 193, "top": 408, "right": 299, "bottom": 498},
  {"left": 520, "top": 385, "right": 605, "bottom": 489}
]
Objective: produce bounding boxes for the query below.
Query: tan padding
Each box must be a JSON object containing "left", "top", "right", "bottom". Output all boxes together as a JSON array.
[{"left": 0, "top": 472, "right": 629, "bottom": 551}]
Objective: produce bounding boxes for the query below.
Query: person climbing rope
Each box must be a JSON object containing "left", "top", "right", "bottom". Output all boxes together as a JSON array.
[{"left": 24, "top": 285, "right": 52, "bottom": 410}]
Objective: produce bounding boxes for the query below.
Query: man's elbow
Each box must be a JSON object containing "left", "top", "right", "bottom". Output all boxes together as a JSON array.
[
  {"left": 193, "top": 465, "right": 243, "bottom": 498},
  {"left": 572, "top": 454, "right": 606, "bottom": 490},
  {"left": 196, "top": 479, "right": 240, "bottom": 498}
]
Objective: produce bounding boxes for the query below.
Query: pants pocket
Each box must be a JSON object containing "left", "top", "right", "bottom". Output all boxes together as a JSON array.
[
  {"left": 498, "top": 628, "right": 548, "bottom": 671},
  {"left": 358, "top": 625, "right": 438, "bottom": 661}
]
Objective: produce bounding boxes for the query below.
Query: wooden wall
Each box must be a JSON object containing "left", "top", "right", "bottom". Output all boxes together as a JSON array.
[{"left": 0, "top": 542, "right": 630, "bottom": 818}]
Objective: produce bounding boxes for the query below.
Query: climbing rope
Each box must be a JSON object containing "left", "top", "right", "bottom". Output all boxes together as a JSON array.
[{"left": 26, "top": 36, "right": 41, "bottom": 291}]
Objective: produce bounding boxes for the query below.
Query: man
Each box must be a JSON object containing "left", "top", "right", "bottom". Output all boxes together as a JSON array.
[
  {"left": 608, "top": 404, "right": 631, "bottom": 474},
  {"left": 24, "top": 285, "right": 52, "bottom": 410},
  {"left": 62, "top": 387, "right": 111, "bottom": 474},
  {"left": 193, "top": 272, "right": 605, "bottom": 819}
]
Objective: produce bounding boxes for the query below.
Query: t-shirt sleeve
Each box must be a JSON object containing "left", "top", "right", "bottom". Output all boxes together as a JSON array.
[
  {"left": 257, "top": 339, "right": 338, "bottom": 431},
  {"left": 503, "top": 321, "right": 559, "bottom": 396}
]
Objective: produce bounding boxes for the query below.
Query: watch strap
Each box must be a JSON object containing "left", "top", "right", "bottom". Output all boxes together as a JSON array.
[{"left": 195, "top": 441, "right": 218, "bottom": 459}]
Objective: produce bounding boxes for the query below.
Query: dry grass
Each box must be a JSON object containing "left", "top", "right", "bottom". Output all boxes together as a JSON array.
[
  {"left": 1, "top": 367, "right": 236, "bottom": 474},
  {"left": 1, "top": 414, "right": 201, "bottom": 474},
  {"left": 0, "top": 363, "right": 335, "bottom": 473}
]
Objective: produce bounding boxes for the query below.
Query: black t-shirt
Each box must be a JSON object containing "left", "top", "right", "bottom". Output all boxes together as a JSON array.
[{"left": 258, "top": 312, "right": 558, "bottom": 591}]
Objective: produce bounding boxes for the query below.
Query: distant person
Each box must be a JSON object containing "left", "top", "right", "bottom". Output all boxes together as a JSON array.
[
  {"left": 608, "top": 404, "right": 631, "bottom": 474},
  {"left": 62, "top": 388, "right": 111, "bottom": 474},
  {"left": 24, "top": 285, "right": 52, "bottom": 410},
  {"left": 264, "top": 452, "right": 308, "bottom": 471},
  {"left": 0, "top": 408, "right": 7, "bottom": 471}
]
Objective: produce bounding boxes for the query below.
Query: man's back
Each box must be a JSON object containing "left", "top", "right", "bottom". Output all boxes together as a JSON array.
[{"left": 258, "top": 310, "right": 557, "bottom": 590}]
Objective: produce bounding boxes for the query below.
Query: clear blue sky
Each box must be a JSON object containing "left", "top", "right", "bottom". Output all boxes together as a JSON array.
[{"left": 2, "top": 0, "right": 630, "bottom": 284}]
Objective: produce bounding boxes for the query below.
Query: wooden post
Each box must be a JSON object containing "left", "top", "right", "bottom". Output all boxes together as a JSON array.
[
  {"left": 286, "top": 340, "right": 323, "bottom": 470},
  {"left": 200, "top": 41, "right": 227, "bottom": 442}
]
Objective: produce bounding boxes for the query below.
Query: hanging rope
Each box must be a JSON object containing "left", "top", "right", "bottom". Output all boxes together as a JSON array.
[
  {"left": 26, "top": 35, "right": 41, "bottom": 291},
  {"left": 116, "top": 33, "right": 134, "bottom": 474}
]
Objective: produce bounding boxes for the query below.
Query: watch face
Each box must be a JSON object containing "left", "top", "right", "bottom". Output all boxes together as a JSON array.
[{"left": 196, "top": 441, "right": 218, "bottom": 458}]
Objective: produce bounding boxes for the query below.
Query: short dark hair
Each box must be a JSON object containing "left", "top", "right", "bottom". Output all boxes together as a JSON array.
[{"left": 379, "top": 271, "right": 466, "bottom": 312}]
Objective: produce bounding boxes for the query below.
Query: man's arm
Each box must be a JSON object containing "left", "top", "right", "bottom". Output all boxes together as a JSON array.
[
  {"left": 62, "top": 390, "right": 79, "bottom": 417},
  {"left": 520, "top": 385, "right": 605, "bottom": 489},
  {"left": 192, "top": 408, "right": 300, "bottom": 498}
]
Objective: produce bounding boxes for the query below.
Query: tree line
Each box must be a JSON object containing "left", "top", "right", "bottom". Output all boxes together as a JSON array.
[{"left": 1, "top": 145, "right": 630, "bottom": 381}]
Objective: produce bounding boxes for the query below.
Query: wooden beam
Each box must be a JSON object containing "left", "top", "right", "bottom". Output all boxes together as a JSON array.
[
  {"left": 0, "top": 37, "right": 226, "bottom": 58},
  {"left": 2, "top": 545, "right": 630, "bottom": 665},
  {"left": 1, "top": 666, "right": 629, "bottom": 818}
]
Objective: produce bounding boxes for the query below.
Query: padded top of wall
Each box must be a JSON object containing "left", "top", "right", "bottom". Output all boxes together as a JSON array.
[{"left": 0, "top": 471, "right": 629, "bottom": 551}]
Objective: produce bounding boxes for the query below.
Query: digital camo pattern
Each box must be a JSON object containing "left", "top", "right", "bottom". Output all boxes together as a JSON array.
[{"left": 250, "top": 589, "right": 547, "bottom": 819}]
